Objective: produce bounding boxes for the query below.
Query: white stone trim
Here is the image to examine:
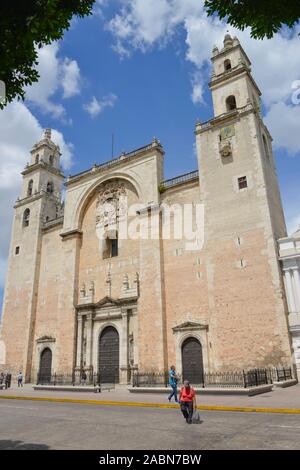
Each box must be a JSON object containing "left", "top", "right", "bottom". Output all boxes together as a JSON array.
[
  {"left": 292, "top": 267, "right": 300, "bottom": 313},
  {"left": 284, "top": 269, "right": 296, "bottom": 314}
]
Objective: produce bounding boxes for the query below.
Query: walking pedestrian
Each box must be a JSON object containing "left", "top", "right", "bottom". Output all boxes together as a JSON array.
[
  {"left": 168, "top": 365, "right": 179, "bottom": 403},
  {"left": 179, "top": 380, "right": 197, "bottom": 423},
  {"left": 4, "top": 372, "right": 10, "bottom": 389},
  {"left": 17, "top": 371, "right": 23, "bottom": 387},
  {"left": 81, "top": 370, "right": 87, "bottom": 386}
]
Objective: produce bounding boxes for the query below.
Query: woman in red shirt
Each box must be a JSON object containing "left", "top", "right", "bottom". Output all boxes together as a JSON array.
[{"left": 179, "top": 380, "right": 197, "bottom": 423}]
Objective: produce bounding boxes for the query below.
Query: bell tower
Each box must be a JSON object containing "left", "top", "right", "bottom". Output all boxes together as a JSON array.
[
  {"left": 1, "top": 129, "right": 65, "bottom": 380},
  {"left": 195, "top": 34, "right": 292, "bottom": 370},
  {"left": 21, "top": 128, "right": 64, "bottom": 222},
  {"left": 210, "top": 34, "right": 261, "bottom": 117}
]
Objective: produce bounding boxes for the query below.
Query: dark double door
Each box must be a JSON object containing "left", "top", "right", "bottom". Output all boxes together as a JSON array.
[
  {"left": 39, "top": 348, "right": 52, "bottom": 384},
  {"left": 182, "top": 337, "right": 204, "bottom": 385},
  {"left": 99, "top": 326, "right": 119, "bottom": 383}
]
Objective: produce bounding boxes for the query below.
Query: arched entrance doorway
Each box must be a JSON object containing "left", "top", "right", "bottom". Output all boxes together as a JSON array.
[
  {"left": 39, "top": 348, "right": 52, "bottom": 383},
  {"left": 98, "top": 326, "right": 119, "bottom": 383},
  {"left": 181, "top": 337, "right": 204, "bottom": 384}
]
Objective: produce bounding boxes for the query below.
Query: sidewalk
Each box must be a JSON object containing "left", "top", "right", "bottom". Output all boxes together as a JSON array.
[{"left": 1, "top": 382, "right": 299, "bottom": 412}]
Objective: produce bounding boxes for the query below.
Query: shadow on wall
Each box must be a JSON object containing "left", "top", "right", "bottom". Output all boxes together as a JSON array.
[{"left": 0, "top": 439, "right": 49, "bottom": 450}]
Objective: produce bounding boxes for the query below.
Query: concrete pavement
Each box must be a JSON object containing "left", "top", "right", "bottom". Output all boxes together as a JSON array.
[{"left": 0, "top": 398, "right": 300, "bottom": 450}]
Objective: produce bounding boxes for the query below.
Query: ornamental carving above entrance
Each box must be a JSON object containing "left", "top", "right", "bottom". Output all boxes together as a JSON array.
[{"left": 95, "top": 180, "right": 127, "bottom": 228}]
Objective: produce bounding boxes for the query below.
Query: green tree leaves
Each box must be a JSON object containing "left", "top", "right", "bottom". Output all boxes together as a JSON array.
[{"left": 0, "top": 0, "right": 95, "bottom": 108}]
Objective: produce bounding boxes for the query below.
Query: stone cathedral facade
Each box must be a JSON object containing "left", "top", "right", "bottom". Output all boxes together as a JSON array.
[{"left": 0, "top": 35, "right": 295, "bottom": 383}]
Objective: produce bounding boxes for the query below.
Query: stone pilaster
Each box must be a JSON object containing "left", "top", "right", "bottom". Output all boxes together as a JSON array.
[
  {"left": 120, "top": 309, "right": 129, "bottom": 384},
  {"left": 85, "top": 312, "right": 93, "bottom": 371},
  {"left": 132, "top": 307, "right": 139, "bottom": 366},
  {"left": 76, "top": 316, "right": 83, "bottom": 369},
  {"left": 284, "top": 269, "right": 296, "bottom": 314},
  {"left": 137, "top": 205, "right": 167, "bottom": 371},
  {"left": 292, "top": 267, "right": 300, "bottom": 313}
]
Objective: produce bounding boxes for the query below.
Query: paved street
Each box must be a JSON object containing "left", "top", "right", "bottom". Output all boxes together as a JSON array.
[{"left": 1, "top": 398, "right": 300, "bottom": 450}]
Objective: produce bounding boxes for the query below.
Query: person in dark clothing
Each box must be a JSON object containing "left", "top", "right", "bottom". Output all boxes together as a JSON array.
[
  {"left": 81, "top": 371, "right": 87, "bottom": 386},
  {"left": 5, "top": 373, "right": 11, "bottom": 389},
  {"left": 17, "top": 371, "right": 23, "bottom": 387}
]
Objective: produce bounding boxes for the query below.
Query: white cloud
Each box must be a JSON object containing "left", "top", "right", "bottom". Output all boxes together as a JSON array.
[
  {"left": 107, "top": 0, "right": 174, "bottom": 55},
  {"left": 264, "top": 102, "right": 300, "bottom": 156},
  {"left": 0, "top": 101, "right": 74, "bottom": 292},
  {"left": 105, "top": 1, "right": 300, "bottom": 159},
  {"left": 25, "top": 43, "right": 81, "bottom": 119},
  {"left": 191, "top": 71, "right": 205, "bottom": 105},
  {"left": 83, "top": 94, "right": 117, "bottom": 118},
  {"left": 93, "top": 0, "right": 108, "bottom": 17},
  {"left": 287, "top": 213, "right": 300, "bottom": 237},
  {"left": 61, "top": 58, "right": 81, "bottom": 99}
]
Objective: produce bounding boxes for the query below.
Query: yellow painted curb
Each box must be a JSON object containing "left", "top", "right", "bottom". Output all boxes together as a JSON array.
[{"left": 0, "top": 394, "right": 300, "bottom": 414}]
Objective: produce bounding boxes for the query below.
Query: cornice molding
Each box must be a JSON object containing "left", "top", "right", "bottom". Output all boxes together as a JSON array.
[{"left": 60, "top": 229, "right": 83, "bottom": 240}]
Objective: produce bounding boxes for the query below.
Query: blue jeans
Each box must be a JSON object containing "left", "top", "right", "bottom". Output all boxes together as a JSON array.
[{"left": 168, "top": 383, "right": 178, "bottom": 402}]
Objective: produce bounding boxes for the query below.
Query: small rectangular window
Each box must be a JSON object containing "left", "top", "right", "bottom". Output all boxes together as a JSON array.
[
  {"left": 238, "top": 176, "right": 248, "bottom": 190},
  {"left": 15, "top": 246, "right": 20, "bottom": 255},
  {"left": 111, "top": 238, "right": 118, "bottom": 257}
]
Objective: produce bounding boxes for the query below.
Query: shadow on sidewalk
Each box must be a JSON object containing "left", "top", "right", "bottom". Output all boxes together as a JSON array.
[{"left": 0, "top": 439, "right": 49, "bottom": 450}]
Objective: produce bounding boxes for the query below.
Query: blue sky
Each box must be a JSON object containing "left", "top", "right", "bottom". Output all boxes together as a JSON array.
[{"left": 0, "top": 0, "right": 300, "bottom": 315}]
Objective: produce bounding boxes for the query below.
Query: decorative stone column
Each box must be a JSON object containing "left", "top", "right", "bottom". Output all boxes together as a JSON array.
[
  {"left": 292, "top": 267, "right": 300, "bottom": 313},
  {"left": 284, "top": 269, "right": 296, "bottom": 313},
  {"left": 85, "top": 312, "right": 93, "bottom": 373},
  {"left": 132, "top": 307, "right": 139, "bottom": 367},
  {"left": 75, "top": 315, "right": 83, "bottom": 369},
  {"left": 120, "top": 309, "right": 129, "bottom": 384},
  {"left": 130, "top": 307, "right": 139, "bottom": 385}
]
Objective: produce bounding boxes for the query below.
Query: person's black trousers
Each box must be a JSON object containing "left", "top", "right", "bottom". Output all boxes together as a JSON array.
[{"left": 180, "top": 401, "right": 193, "bottom": 422}]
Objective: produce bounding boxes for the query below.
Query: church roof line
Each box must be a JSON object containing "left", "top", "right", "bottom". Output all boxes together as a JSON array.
[{"left": 66, "top": 138, "right": 164, "bottom": 185}]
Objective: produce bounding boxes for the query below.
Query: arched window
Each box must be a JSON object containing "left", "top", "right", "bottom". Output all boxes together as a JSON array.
[
  {"left": 263, "top": 135, "right": 270, "bottom": 160},
  {"left": 224, "top": 59, "right": 231, "bottom": 71},
  {"left": 27, "top": 180, "right": 33, "bottom": 196},
  {"left": 47, "top": 181, "right": 54, "bottom": 194},
  {"left": 49, "top": 155, "right": 54, "bottom": 166},
  {"left": 35, "top": 154, "right": 39, "bottom": 164},
  {"left": 226, "top": 95, "right": 237, "bottom": 111},
  {"left": 23, "top": 208, "right": 30, "bottom": 227}
]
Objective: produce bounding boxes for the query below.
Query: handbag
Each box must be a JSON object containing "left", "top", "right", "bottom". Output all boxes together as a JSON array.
[{"left": 192, "top": 409, "right": 201, "bottom": 424}]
